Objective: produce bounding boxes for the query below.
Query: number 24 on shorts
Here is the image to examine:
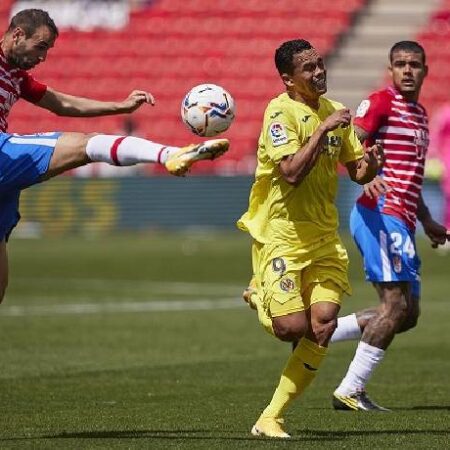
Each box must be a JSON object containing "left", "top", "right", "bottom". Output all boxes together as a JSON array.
[{"left": 385, "top": 231, "right": 416, "bottom": 258}]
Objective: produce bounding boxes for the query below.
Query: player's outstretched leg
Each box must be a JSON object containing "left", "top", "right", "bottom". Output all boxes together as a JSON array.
[
  {"left": 44, "top": 133, "right": 229, "bottom": 179},
  {"left": 165, "top": 139, "right": 229, "bottom": 176}
]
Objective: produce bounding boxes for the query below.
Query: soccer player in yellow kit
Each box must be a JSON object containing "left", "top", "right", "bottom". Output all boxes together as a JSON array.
[{"left": 237, "top": 39, "right": 384, "bottom": 438}]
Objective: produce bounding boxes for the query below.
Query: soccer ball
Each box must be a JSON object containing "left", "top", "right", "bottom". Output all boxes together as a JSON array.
[{"left": 181, "top": 84, "right": 235, "bottom": 137}]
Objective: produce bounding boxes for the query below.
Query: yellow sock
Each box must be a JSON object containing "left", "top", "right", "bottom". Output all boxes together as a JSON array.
[{"left": 261, "top": 338, "right": 327, "bottom": 418}]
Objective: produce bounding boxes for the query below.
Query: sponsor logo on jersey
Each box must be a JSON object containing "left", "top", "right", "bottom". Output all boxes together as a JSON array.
[
  {"left": 355, "top": 99, "right": 370, "bottom": 118},
  {"left": 270, "top": 111, "right": 283, "bottom": 119},
  {"left": 301, "top": 115, "right": 311, "bottom": 122},
  {"left": 321, "top": 135, "right": 342, "bottom": 157},
  {"left": 269, "top": 122, "right": 288, "bottom": 146}
]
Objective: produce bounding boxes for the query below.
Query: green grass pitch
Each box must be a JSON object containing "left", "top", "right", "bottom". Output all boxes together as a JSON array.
[{"left": 0, "top": 232, "right": 448, "bottom": 449}]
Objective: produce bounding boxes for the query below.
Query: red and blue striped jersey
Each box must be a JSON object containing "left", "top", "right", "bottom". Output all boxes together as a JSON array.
[{"left": 354, "top": 86, "right": 429, "bottom": 231}]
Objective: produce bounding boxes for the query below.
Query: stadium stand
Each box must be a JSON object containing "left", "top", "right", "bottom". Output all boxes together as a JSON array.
[
  {"left": 416, "top": 0, "right": 450, "bottom": 116},
  {"left": 327, "top": 0, "right": 444, "bottom": 111},
  {"left": 4, "top": 0, "right": 448, "bottom": 174},
  {"left": 5, "top": 0, "right": 366, "bottom": 174},
  {"left": 0, "top": 0, "right": 14, "bottom": 30}
]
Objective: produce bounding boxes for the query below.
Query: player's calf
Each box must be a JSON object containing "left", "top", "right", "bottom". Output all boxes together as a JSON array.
[{"left": 397, "top": 302, "right": 420, "bottom": 333}]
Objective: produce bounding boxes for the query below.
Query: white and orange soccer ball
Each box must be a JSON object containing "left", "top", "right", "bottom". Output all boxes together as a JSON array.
[{"left": 181, "top": 84, "right": 235, "bottom": 137}]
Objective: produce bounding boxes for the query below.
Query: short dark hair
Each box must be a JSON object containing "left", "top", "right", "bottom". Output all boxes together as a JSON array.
[
  {"left": 8, "top": 9, "right": 58, "bottom": 39},
  {"left": 389, "top": 41, "right": 426, "bottom": 64},
  {"left": 275, "top": 39, "right": 313, "bottom": 75}
]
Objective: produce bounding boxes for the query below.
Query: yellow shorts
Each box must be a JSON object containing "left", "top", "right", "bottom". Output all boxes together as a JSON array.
[{"left": 252, "top": 236, "right": 351, "bottom": 318}]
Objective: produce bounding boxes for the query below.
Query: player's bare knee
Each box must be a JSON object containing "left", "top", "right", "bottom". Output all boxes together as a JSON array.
[
  {"left": 272, "top": 314, "right": 307, "bottom": 342},
  {"left": 78, "top": 133, "right": 98, "bottom": 154},
  {"left": 46, "top": 132, "right": 95, "bottom": 178},
  {"left": 380, "top": 287, "right": 409, "bottom": 325},
  {"left": 389, "top": 299, "right": 409, "bottom": 324}
]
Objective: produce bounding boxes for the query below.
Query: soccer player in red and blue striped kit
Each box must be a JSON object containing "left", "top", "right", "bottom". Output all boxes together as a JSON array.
[
  {"left": 331, "top": 41, "right": 450, "bottom": 411},
  {"left": 0, "top": 9, "right": 229, "bottom": 304}
]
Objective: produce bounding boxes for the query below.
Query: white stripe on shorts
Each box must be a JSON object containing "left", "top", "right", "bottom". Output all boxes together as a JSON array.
[
  {"left": 379, "top": 230, "right": 392, "bottom": 281},
  {"left": 9, "top": 137, "right": 58, "bottom": 147}
]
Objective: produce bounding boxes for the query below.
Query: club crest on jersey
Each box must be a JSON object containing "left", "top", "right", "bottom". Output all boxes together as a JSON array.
[
  {"left": 392, "top": 255, "right": 402, "bottom": 273},
  {"left": 280, "top": 277, "right": 295, "bottom": 292},
  {"left": 355, "top": 100, "right": 370, "bottom": 118},
  {"left": 414, "top": 129, "right": 429, "bottom": 160},
  {"left": 269, "top": 122, "right": 288, "bottom": 146}
]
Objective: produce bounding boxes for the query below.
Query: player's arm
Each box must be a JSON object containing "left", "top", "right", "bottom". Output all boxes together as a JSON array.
[
  {"left": 279, "top": 108, "right": 351, "bottom": 185},
  {"left": 354, "top": 125, "right": 371, "bottom": 143},
  {"left": 347, "top": 95, "right": 388, "bottom": 187},
  {"left": 345, "top": 143, "right": 384, "bottom": 185},
  {"left": 36, "top": 87, "right": 155, "bottom": 117},
  {"left": 417, "top": 194, "right": 450, "bottom": 248}
]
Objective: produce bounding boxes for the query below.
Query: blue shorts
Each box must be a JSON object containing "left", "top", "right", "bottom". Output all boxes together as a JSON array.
[
  {"left": 0, "top": 132, "right": 61, "bottom": 240},
  {"left": 350, "top": 203, "right": 421, "bottom": 297}
]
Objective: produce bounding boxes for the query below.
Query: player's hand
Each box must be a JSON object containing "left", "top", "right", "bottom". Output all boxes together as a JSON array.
[
  {"left": 363, "top": 142, "right": 385, "bottom": 170},
  {"left": 363, "top": 175, "right": 391, "bottom": 199},
  {"left": 120, "top": 90, "right": 155, "bottom": 113},
  {"left": 321, "top": 108, "right": 351, "bottom": 132},
  {"left": 421, "top": 217, "right": 450, "bottom": 248}
]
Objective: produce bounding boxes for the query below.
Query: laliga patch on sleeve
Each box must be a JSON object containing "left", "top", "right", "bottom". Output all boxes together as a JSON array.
[
  {"left": 269, "top": 122, "right": 288, "bottom": 146},
  {"left": 355, "top": 99, "right": 370, "bottom": 118}
]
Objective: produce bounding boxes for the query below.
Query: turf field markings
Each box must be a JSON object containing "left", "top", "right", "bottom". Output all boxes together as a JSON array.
[
  {"left": 0, "top": 298, "right": 245, "bottom": 317},
  {"left": 14, "top": 277, "right": 243, "bottom": 296}
]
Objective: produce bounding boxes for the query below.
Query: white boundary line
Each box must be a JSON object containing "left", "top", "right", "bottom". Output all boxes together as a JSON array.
[
  {"left": 0, "top": 298, "right": 245, "bottom": 317},
  {"left": 14, "top": 277, "right": 244, "bottom": 296}
]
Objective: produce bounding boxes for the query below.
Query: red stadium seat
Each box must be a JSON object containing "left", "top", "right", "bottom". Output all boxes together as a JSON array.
[
  {"left": 413, "top": 1, "right": 450, "bottom": 117},
  {"left": 8, "top": 0, "right": 366, "bottom": 173}
]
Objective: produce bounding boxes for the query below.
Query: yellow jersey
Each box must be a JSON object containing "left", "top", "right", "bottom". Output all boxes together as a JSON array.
[{"left": 237, "top": 92, "right": 364, "bottom": 249}]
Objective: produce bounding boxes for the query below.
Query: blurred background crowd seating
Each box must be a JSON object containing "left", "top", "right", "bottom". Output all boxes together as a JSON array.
[{"left": 0, "top": 0, "right": 448, "bottom": 234}]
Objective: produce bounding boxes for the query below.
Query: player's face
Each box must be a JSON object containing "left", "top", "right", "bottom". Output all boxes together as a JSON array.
[
  {"left": 283, "top": 49, "right": 327, "bottom": 100},
  {"left": 389, "top": 50, "right": 427, "bottom": 100},
  {"left": 9, "top": 25, "right": 55, "bottom": 70}
]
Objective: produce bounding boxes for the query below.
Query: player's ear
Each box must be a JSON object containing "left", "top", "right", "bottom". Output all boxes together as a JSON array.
[
  {"left": 423, "top": 64, "right": 428, "bottom": 78},
  {"left": 12, "top": 27, "right": 26, "bottom": 42},
  {"left": 281, "top": 73, "right": 293, "bottom": 88}
]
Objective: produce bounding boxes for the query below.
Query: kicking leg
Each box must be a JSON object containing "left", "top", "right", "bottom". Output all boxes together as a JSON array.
[{"left": 42, "top": 132, "right": 229, "bottom": 180}]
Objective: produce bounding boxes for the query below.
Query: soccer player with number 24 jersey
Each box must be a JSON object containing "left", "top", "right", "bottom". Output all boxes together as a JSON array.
[{"left": 331, "top": 41, "right": 450, "bottom": 412}]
